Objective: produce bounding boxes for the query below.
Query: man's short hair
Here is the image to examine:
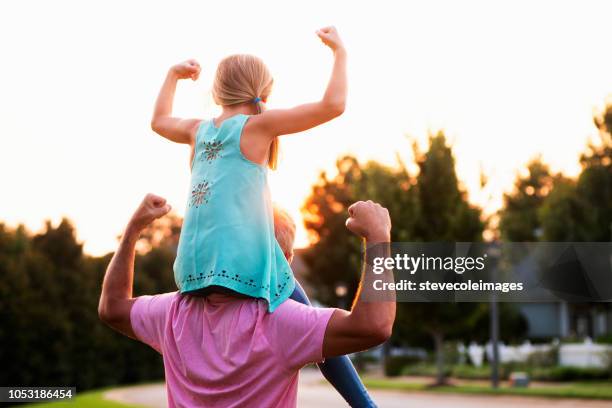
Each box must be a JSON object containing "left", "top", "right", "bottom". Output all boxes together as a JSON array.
[{"left": 273, "top": 205, "right": 296, "bottom": 255}]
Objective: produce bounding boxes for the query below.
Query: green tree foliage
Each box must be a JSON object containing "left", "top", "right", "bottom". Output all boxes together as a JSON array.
[
  {"left": 300, "top": 156, "right": 364, "bottom": 305},
  {"left": 501, "top": 103, "right": 612, "bottom": 243},
  {"left": 399, "top": 132, "right": 485, "bottom": 385},
  {"left": 412, "top": 133, "right": 483, "bottom": 242},
  {"left": 301, "top": 156, "right": 415, "bottom": 305},
  {"left": 499, "top": 101, "right": 612, "bottom": 345},
  {"left": 575, "top": 104, "right": 612, "bottom": 241},
  {"left": 301, "top": 132, "right": 489, "bottom": 384},
  {"left": 499, "top": 157, "right": 553, "bottom": 241},
  {"left": 0, "top": 217, "right": 178, "bottom": 390},
  {"left": 539, "top": 177, "right": 593, "bottom": 241}
]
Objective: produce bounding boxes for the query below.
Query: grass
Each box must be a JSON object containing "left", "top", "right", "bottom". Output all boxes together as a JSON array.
[
  {"left": 19, "top": 378, "right": 612, "bottom": 405},
  {"left": 20, "top": 390, "right": 143, "bottom": 407},
  {"left": 363, "top": 377, "right": 612, "bottom": 400}
]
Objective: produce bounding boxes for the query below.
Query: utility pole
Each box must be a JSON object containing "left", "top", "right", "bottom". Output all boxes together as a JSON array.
[
  {"left": 488, "top": 244, "right": 501, "bottom": 388},
  {"left": 490, "top": 292, "right": 500, "bottom": 388}
]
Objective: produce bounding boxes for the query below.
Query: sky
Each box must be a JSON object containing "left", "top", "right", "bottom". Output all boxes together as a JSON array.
[{"left": 1, "top": 0, "right": 612, "bottom": 255}]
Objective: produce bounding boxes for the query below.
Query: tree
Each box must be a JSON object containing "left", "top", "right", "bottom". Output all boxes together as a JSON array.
[
  {"left": 301, "top": 156, "right": 365, "bottom": 305},
  {"left": 32, "top": 218, "right": 83, "bottom": 269},
  {"left": 137, "top": 211, "right": 183, "bottom": 253},
  {"left": 539, "top": 177, "right": 593, "bottom": 241},
  {"left": 538, "top": 103, "right": 612, "bottom": 242},
  {"left": 412, "top": 133, "right": 483, "bottom": 241},
  {"left": 498, "top": 157, "right": 553, "bottom": 241},
  {"left": 504, "top": 103, "right": 612, "bottom": 242},
  {"left": 501, "top": 101, "right": 612, "bottom": 344},
  {"left": 301, "top": 156, "right": 415, "bottom": 305},
  {"left": 537, "top": 103, "right": 612, "bottom": 331},
  {"left": 0, "top": 218, "right": 176, "bottom": 390},
  {"left": 396, "top": 132, "right": 485, "bottom": 385},
  {"left": 301, "top": 132, "right": 485, "bottom": 385},
  {"left": 576, "top": 103, "right": 612, "bottom": 241}
]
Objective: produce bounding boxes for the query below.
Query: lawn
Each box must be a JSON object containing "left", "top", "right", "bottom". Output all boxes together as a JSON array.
[
  {"left": 20, "top": 390, "right": 142, "bottom": 408},
  {"left": 363, "top": 378, "right": 612, "bottom": 400}
]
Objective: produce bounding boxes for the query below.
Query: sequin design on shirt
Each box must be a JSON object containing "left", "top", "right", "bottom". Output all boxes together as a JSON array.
[
  {"left": 201, "top": 140, "right": 224, "bottom": 162},
  {"left": 190, "top": 181, "right": 211, "bottom": 207}
]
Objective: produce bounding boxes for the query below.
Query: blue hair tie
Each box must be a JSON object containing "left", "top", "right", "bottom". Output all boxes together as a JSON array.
[{"left": 252, "top": 97, "right": 262, "bottom": 104}]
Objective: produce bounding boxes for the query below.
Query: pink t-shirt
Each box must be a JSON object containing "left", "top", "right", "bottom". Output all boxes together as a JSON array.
[{"left": 130, "top": 292, "right": 334, "bottom": 408}]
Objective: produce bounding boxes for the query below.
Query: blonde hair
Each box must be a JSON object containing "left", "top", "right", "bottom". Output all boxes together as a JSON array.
[
  {"left": 273, "top": 204, "right": 296, "bottom": 256},
  {"left": 212, "top": 54, "right": 279, "bottom": 169}
]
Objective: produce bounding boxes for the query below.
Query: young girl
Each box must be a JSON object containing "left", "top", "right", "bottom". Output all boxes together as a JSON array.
[{"left": 151, "top": 27, "right": 375, "bottom": 407}]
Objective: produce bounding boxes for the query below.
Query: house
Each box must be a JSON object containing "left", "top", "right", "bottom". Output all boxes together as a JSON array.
[{"left": 518, "top": 302, "right": 612, "bottom": 340}]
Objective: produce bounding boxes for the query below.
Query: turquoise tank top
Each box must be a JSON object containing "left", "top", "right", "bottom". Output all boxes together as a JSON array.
[{"left": 174, "top": 114, "right": 295, "bottom": 312}]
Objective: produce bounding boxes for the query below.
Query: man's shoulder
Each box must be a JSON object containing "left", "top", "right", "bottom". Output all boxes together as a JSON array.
[
  {"left": 267, "top": 299, "right": 335, "bottom": 327},
  {"left": 137, "top": 291, "right": 179, "bottom": 303},
  {"left": 274, "top": 298, "right": 315, "bottom": 312},
  {"left": 263, "top": 299, "right": 336, "bottom": 369},
  {"left": 132, "top": 291, "right": 180, "bottom": 318},
  {"left": 269, "top": 298, "right": 309, "bottom": 317},
  {"left": 130, "top": 291, "right": 180, "bottom": 353}
]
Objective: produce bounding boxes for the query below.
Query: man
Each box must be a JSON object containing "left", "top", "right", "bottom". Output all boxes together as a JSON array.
[{"left": 98, "top": 194, "right": 395, "bottom": 407}]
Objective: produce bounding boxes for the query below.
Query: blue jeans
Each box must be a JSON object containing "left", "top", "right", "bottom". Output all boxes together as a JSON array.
[{"left": 290, "top": 281, "right": 377, "bottom": 408}]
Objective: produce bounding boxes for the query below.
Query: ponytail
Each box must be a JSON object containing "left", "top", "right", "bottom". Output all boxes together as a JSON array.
[{"left": 213, "top": 54, "right": 279, "bottom": 170}]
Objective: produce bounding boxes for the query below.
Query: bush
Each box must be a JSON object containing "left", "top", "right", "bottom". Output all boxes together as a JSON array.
[
  {"left": 400, "top": 363, "right": 451, "bottom": 378},
  {"left": 596, "top": 334, "right": 612, "bottom": 345},
  {"left": 384, "top": 355, "right": 423, "bottom": 377},
  {"left": 449, "top": 362, "right": 612, "bottom": 382},
  {"left": 602, "top": 350, "right": 612, "bottom": 375},
  {"left": 453, "top": 362, "right": 543, "bottom": 381},
  {"left": 526, "top": 347, "right": 558, "bottom": 368},
  {"left": 390, "top": 361, "right": 612, "bottom": 382},
  {"left": 442, "top": 342, "right": 463, "bottom": 366},
  {"left": 452, "top": 364, "right": 491, "bottom": 380},
  {"left": 531, "top": 366, "right": 611, "bottom": 381}
]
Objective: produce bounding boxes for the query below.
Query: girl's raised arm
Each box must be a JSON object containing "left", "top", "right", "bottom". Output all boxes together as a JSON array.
[
  {"left": 250, "top": 27, "right": 348, "bottom": 137},
  {"left": 151, "top": 60, "right": 202, "bottom": 145}
]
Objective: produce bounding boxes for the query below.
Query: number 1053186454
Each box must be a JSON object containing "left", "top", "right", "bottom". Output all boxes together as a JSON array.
[{"left": 1, "top": 387, "right": 75, "bottom": 402}]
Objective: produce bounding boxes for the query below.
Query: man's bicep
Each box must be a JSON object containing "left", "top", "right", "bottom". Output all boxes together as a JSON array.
[
  {"left": 322, "top": 309, "right": 354, "bottom": 357},
  {"left": 101, "top": 298, "right": 138, "bottom": 340},
  {"left": 322, "top": 309, "right": 375, "bottom": 358}
]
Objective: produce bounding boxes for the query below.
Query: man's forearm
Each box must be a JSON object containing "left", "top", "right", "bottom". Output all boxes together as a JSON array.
[
  {"left": 322, "top": 235, "right": 396, "bottom": 357},
  {"left": 98, "top": 222, "right": 140, "bottom": 335},
  {"left": 350, "top": 236, "right": 396, "bottom": 337},
  {"left": 101, "top": 224, "right": 139, "bottom": 302}
]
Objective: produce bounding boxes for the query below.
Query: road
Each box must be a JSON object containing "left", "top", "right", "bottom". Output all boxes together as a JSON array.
[{"left": 104, "top": 368, "right": 610, "bottom": 408}]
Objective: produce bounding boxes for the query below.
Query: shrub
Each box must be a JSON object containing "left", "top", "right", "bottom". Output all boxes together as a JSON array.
[
  {"left": 530, "top": 366, "right": 611, "bottom": 381},
  {"left": 526, "top": 347, "right": 558, "bottom": 368},
  {"left": 452, "top": 364, "right": 491, "bottom": 380},
  {"left": 400, "top": 363, "right": 451, "bottom": 378},
  {"left": 596, "top": 334, "right": 612, "bottom": 345},
  {"left": 384, "top": 356, "right": 423, "bottom": 377}
]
